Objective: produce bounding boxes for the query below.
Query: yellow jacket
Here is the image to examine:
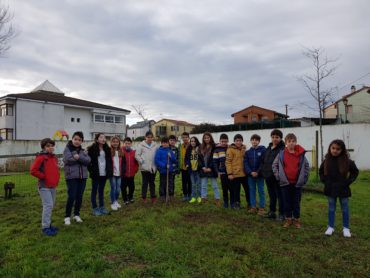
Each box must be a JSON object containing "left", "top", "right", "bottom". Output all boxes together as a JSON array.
[{"left": 226, "top": 144, "right": 246, "bottom": 178}]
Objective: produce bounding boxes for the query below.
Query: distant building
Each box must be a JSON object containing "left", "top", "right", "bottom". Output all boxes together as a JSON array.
[
  {"left": 231, "top": 105, "right": 288, "bottom": 124},
  {"left": 151, "top": 119, "right": 195, "bottom": 138},
  {"left": 127, "top": 120, "right": 156, "bottom": 140},
  {"left": 0, "top": 80, "right": 130, "bottom": 140}
]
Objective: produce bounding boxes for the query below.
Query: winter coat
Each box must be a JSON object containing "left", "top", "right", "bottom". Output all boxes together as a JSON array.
[
  {"left": 30, "top": 151, "right": 60, "bottom": 188},
  {"left": 213, "top": 144, "right": 228, "bottom": 175},
  {"left": 244, "top": 145, "right": 266, "bottom": 176},
  {"left": 170, "top": 145, "right": 180, "bottom": 174},
  {"left": 135, "top": 140, "right": 159, "bottom": 173},
  {"left": 185, "top": 146, "right": 200, "bottom": 173},
  {"left": 154, "top": 146, "right": 177, "bottom": 174},
  {"left": 260, "top": 141, "right": 285, "bottom": 179},
  {"left": 272, "top": 145, "right": 310, "bottom": 187},
  {"left": 198, "top": 145, "right": 218, "bottom": 178},
  {"left": 63, "top": 141, "right": 91, "bottom": 180},
  {"left": 226, "top": 144, "right": 247, "bottom": 178},
  {"left": 87, "top": 143, "right": 113, "bottom": 180},
  {"left": 319, "top": 158, "right": 359, "bottom": 198},
  {"left": 122, "top": 147, "right": 139, "bottom": 178}
]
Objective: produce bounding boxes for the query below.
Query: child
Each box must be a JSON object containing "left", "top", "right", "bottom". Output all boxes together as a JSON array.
[
  {"left": 121, "top": 137, "right": 139, "bottom": 205},
  {"left": 135, "top": 131, "right": 159, "bottom": 203},
  {"left": 272, "top": 133, "right": 309, "bottom": 228},
  {"left": 226, "top": 134, "right": 248, "bottom": 209},
  {"left": 179, "top": 132, "right": 192, "bottom": 201},
  {"left": 88, "top": 133, "right": 113, "bottom": 216},
  {"left": 199, "top": 132, "right": 220, "bottom": 205},
  {"left": 63, "top": 131, "right": 91, "bottom": 225},
  {"left": 244, "top": 134, "right": 266, "bottom": 215},
  {"left": 319, "top": 139, "right": 359, "bottom": 237},
  {"left": 169, "top": 134, "right": 180, "bottom": 199},
  {"left": 261, "top": 129, "right": 285, "bottom": 220},
  {"left": 186, "top": 136, "right": 202, "bottom": 203},
  {"left": 30, "top": 138, "right": 60, "bottom": 236},
  {"left": 109, "top": 136, "right": 125, "bottom": 211},
  {"left": 213, "top": 133, "right": 230, "bottom": 208},
  {"left": 155, "top": 137, "right": 177, "bottom": 201}
]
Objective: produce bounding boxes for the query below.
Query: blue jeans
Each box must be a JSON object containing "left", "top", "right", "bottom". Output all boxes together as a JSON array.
[
  {"left": 110, "top": 176, "right": 121, "bottom": 203},
  {"left": 65, "top": 179, "right": 86, "bottom": 217},
  {"left": 281, "top": 185, "right": 302, "bottom": 219},
  {"left": 328, "top": 197, "right": 349, "bottom": 229},
  {"left": 91, "top": 176, "right": 107, "bottom": 209},
  {"left": 201, "top": 177, "right": 220, "bottom": 199},
  {"left": 190, "top": 171, "right": 201, "bottom": 198},
  {"left": 248, "top": 176, "right": 265, "bottom": 208}
]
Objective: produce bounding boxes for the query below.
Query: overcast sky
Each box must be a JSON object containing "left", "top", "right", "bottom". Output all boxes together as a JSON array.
[{"left": 1, "top": 0, "right": 370, "bottom": 125}]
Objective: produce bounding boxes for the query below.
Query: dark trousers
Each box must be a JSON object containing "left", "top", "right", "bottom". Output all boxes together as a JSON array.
[
  {"left": 141, "top": 171, "right": 156, "bottom": 199},
  {"left": 159, "top": 172, "right": 175, "bottom": 197},
  {"left": 121, "top": 176, "right": 135, "bottom": 202},
  {"left": 181, "top": 169, "right": 192, "bottom": 197},
  {"left": 220, "top": 174, "right": 231, "bottom": 205},
  {"left": 65, "top": 178, "right": 86, "bottom": 217},
  {"left": 230, "top": 177, "right": 249, "bottom": 207},
  {"left": 281, "top": 185, "right": 302, "bottom": 219},
  {"left": 91, "top": 176, "right": 107, "bottom": 209},
  {"left": 265, "top": 175, "right": 284, "bottom": 215}
]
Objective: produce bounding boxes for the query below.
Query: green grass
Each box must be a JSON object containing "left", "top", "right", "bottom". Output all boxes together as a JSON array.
[{"left": 0, "top": 172, "right": 369, "bottom": 277}]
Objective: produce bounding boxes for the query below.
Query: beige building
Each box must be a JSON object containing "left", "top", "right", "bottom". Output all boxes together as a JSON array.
[{"left": 151, "top": 119, "right": 195, "bottom": 139}]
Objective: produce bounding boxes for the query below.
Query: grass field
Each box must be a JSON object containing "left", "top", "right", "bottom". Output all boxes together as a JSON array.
[{"left": 0, "top": 171, "right": 369, "bottom": 277}]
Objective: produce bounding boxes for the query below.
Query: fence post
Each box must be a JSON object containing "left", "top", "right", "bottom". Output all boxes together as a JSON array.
[{"left": 315, "top": 130, "right": 319, "bottom": 179}]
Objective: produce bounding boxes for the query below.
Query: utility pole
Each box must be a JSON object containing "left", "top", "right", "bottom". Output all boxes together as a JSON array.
[{"left": 285, "top": 104, "right": 288, "bottom": 117}]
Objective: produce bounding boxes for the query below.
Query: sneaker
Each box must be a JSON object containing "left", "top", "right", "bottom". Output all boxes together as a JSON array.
[
  {"left": 99, "top": 207, "right": 109, "bottom": 215},
  {"left": 343, "top": 228, "right": 351, "bottom": 238},
  {"left": 265, "top": 211, "right": 276, "bottom": 219},
  {"left": 201, "top": 198, "right": 208, "bottom": 203},
  {"left": 223, "top": 202, "right": 229, "bottom": 209},
  {"left": 115, "top": 201, "right": 122, "bottom": 208},
  {"left": 42, "top": 227, "right": 57, "bottom": 236},
  {"left": 129, "top": 199, "right": 135, "bottom": 203},
  {"left": 277, "top": 214, "right": 285, "bottom": 222},
  {"left": 92, "top": 208, "right": 102, "bottom": 216},
  {"left": 124, "top": 201, "right": 130, "bottom": 205},
  {"left": 257, "top": 208, "right": 265, "bottom": 216},
  {"left": 182, "top": 196, "right": 188, "bottom": 202},
  {"left": 325, "top": 227, "right": 335, "bottom": 236},
  {"left": 142, "top": 198, "right": 147, "bottom": 203},
  {"left": 293, "top": 218, "right": 301, "bottom": 229},
  {"left": 151, "top": 197, "right": 158, "bottom": 204},
  {"left": 197, "top": 197, "right": 202, "bottom": 203},
  {"left": 49, "top": 225, "right": 59, "bottom": 232},
  {"left": 189, "top": 197, "right": 197, "bottom": 203},
  {"left": 73, "top": 216, "right": 83, "bottom": 223},
  {"left": 283, "top": 218, "right": 292, "bottom": 228},
  {"left": 111, "top": 203, "right": 118, "bottom": 211},
  {"left": 64, "top": 217, "right": 71, "bottom": 225},
  {"left": 233, "top": 202, "right": 241, "bottom": 210},
  {"left": 215, "top": 199, "right": 221, "bottom": 207},
  {"left": 248, "top": 207, "right": 257, "bottom": 214}
]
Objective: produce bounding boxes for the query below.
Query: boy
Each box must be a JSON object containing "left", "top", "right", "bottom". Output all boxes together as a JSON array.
[
  {"left": 244, "top": 134, "right": 266, "bottom": 215},
  {"left": 121, "top": 137, "right": 139, "bottom": 205},
  {"left": 226, "top": 134, "right": 248, "bottom": 209},
  {"left": 272, "top": 133, "right": 309, "bottom": 228},
  {"left": 261, "top": 129, "right": 285, "bottom": 220},
  {"left": 154, "top": 137, "right": 177, "bottom": 201},
  {"left": 169, "top": 135, "right": 180, "bottom": 199},
  {"left": 179, "top": 132, "right": 192, "bottom": 201},
  {"left": 213, "top": 133, "right": 230, "bottom": 208},
  {"left": 30, "top": 138, "right": 60, "bottom": 236}
]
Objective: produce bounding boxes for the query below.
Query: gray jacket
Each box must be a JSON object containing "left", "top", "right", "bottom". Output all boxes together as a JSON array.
[
  {"left": 135, "top": 140, "right": 159, "bottom": 173},
  {"left": 63, "top": 143, "right": 91, "bottom": 180},
  {"left": 272, "top": 149, "right": 310, "bottom": 187}
]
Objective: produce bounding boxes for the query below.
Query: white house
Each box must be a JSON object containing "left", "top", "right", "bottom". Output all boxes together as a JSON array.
[
  {"left": 127, "top": 120, "right": 155, "bottom": 140},
  {"left": 0, "top": 80, "right": 130, "bottom": 140}
]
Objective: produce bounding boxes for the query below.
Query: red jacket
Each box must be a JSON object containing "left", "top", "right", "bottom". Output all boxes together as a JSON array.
[
  {"left": 122, "top": 147, "right": 138, "bottom": 178},
  {"left": 30, "top": 152, "right": 60, "bottom": 188},
  {"left": 283, "top": 145, "right": 305, "bottom": 184}
]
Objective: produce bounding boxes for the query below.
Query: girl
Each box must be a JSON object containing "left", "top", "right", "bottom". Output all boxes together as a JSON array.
[
  {"left": 109, "top": 136, "right": 125, "bottom": 211},
  {"left": 319, "top": 139, "right": 359, "bottom": 237},
  {"left": 63, "top": 131, "right": 91, "bottom": 225},
  {"left": 185, "top": 136, "right": 202, "bottom": 204},
  {"left": 198, "top": 132, "right": 220, "bottom": 205},
  {"left": 88, "top": 133, "right": 113, "bottom": 216}
]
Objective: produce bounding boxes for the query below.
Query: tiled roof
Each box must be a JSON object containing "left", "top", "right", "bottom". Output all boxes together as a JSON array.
[{"left": 156, "top": 118, "right": 195, "bottom": 126}]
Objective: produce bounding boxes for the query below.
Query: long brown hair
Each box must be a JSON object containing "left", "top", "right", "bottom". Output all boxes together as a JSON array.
[
  {"left": 110, "top": 136, "right": 123, "bottom": 157},
  {"left": 323, "top": 139, "right": 350, "bottom": 177},
  {"left": 200, "top": 132, "right": 215, "bottom": 155}
]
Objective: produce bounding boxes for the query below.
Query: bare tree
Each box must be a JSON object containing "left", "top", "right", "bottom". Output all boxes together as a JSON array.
[
  {"left": 0, "top": 3, "right": 15, "bottom": 56},
  {"left": 131, "top": 104, "right": 148, "bottom": 121},
  {"left": 298, "top": 47, "right": 339, "bottom": 162}
]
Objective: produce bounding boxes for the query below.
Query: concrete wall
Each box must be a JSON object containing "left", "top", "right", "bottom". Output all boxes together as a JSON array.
[{"left": 64, "top": 107, "right": 92, "bottom": 140}]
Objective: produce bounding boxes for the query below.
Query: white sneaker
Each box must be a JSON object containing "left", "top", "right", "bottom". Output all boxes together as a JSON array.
[
  {"left": 111, "top": 203, "right": 118, "bottom": 211},
  {"left": 73, "top": 216, "right": 83, "bottom": 223},
  {"left": 64, "top": 217, "right": 71, "bottom": 225},
  {"left": 343, "top": 228, "right": 351, "bottom": 238},
  {"left": 115, "top": 201, "right": 121, "bottom": 208},
  {"left": 325, "top": 227, "right": 334, "bottom": 236}
]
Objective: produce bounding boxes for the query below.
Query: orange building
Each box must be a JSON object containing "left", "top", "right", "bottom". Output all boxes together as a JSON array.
[{"left": 231, "top": 105, "right": 288, "bottom": 124}]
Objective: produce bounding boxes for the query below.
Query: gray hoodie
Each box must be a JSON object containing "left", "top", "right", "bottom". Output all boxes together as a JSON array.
[
  {"left": 63, "top": 142, "right": 91, "bottom": 180},
  {"left": 135, "top": 140, "right": 159, "bottom": 173}
]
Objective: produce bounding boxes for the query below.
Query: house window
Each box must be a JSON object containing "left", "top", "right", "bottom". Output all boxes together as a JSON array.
[
  {"left": 114, "top": 116, "right": 123, "bottom": 123},
  {"left": 156, "top": 126, "right": 167, "bottom": 137},
  {"left": 171, "top": 125, "right": 179, "bottom": 131},
  {"left": 0, "top": 128, "right": 13, "bottom": 140},
  {"left": 77, "top": 118, "right": 80, "bottom": 123},
  {"left": 94, "top": 114, "right": 105, "bottom": 123},
  {"left": 0, "top": 104, "right": 13, "bottom": 116},
  {"left": 71, "top": 117, "right": 75, "bottom": 122},
  {"left": 251, "top": 115, "right": 257, "bottom": 122},
  {"left": 105, "top": 115, "right": 114, "bottom": 123}
]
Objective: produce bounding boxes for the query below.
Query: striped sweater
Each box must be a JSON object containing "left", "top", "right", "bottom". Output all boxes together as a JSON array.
[{"left": 213, "top": 144, "right": 228, "bottom": 174}]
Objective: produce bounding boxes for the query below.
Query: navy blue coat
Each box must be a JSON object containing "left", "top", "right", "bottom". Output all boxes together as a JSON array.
[{"left": 244, "top": 145, "right": 266, "bottom": 176}]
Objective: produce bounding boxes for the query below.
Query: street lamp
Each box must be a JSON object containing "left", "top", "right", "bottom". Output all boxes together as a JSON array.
[{"left": 342, "top": 98, "right": 348, "bottom": 123}]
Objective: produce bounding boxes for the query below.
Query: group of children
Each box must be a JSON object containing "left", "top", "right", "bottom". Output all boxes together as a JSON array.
[{"left": 30, "top": 129, "right": 359, "bottom": 238}]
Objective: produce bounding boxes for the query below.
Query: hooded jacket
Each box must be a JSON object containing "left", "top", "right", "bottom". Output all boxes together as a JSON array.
[
  {"left": 261, "top": 141, "right": 285, "bottom": 179},
  {"left": 226, "top": 144, "right": 247, "bottom": 178},
  {"left": 198, "top": 144, "right": 218, "bottom": 178},
  {"left": 30, "top": 151, "right": 60, "bottom": 188},
  {"left": 122, "top": 147, "right": 139, "bottom": 178},
  {"left": 135, "top": 140, "right": 159, "bottom": 173},
  {"left": 155, "top": 146, "right": 177, "bottom": 174},
  {"left": 244, "top": 145, "right": 266, "bottom": 176},
  {"left": 272, "top": 145, "right": 310, "bottom": 187},
  {"left": 63, "top": 141, "right": 91, "bottom": 180}
]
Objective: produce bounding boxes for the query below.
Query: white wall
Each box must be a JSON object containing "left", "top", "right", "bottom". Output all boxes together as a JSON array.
[{"left": 64, "top": 107, "right": 92, "bottom": 140}]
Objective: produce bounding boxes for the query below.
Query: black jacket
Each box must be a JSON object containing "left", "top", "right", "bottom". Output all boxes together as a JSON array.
[
  {"left": 198, "top": 145, "right": 218, "bottom": 178},
  {"left": 319, "top": 158, "right": 359, "bottom": 198},
  {"left": 260, "top": 141, "right": 285, "bottom": 178},
  {"left": 87, "top": 143, "right": 113, "bottom": 180}
]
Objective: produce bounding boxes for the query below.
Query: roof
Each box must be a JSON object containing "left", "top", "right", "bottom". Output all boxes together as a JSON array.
[
  {"left": 128, "top": 120, "right": 156, "bottom": 129},
  {"left": 326, "top": 86, "right": 370, "bottom": 108},
  {"left": 1, "top": 80, "right": 130, "bottom": 113},
  {"left": 155, "top": 118, "right": 196, "bottom": 126},
  {"left": 231, "top": 105, "right": 288, "bottom": 118}
]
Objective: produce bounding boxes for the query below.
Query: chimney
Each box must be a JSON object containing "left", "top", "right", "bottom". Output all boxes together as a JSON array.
[{"left": 350, "top": 85, "right": 356, "bottom": 93}]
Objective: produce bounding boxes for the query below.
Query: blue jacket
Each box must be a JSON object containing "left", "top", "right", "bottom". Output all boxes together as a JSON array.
[
  {"left": 155, "top": 146, "right": 177, "bottom": 174},
  {"left": 244, "top": 145, "right": 266, "bottom": 175}
]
